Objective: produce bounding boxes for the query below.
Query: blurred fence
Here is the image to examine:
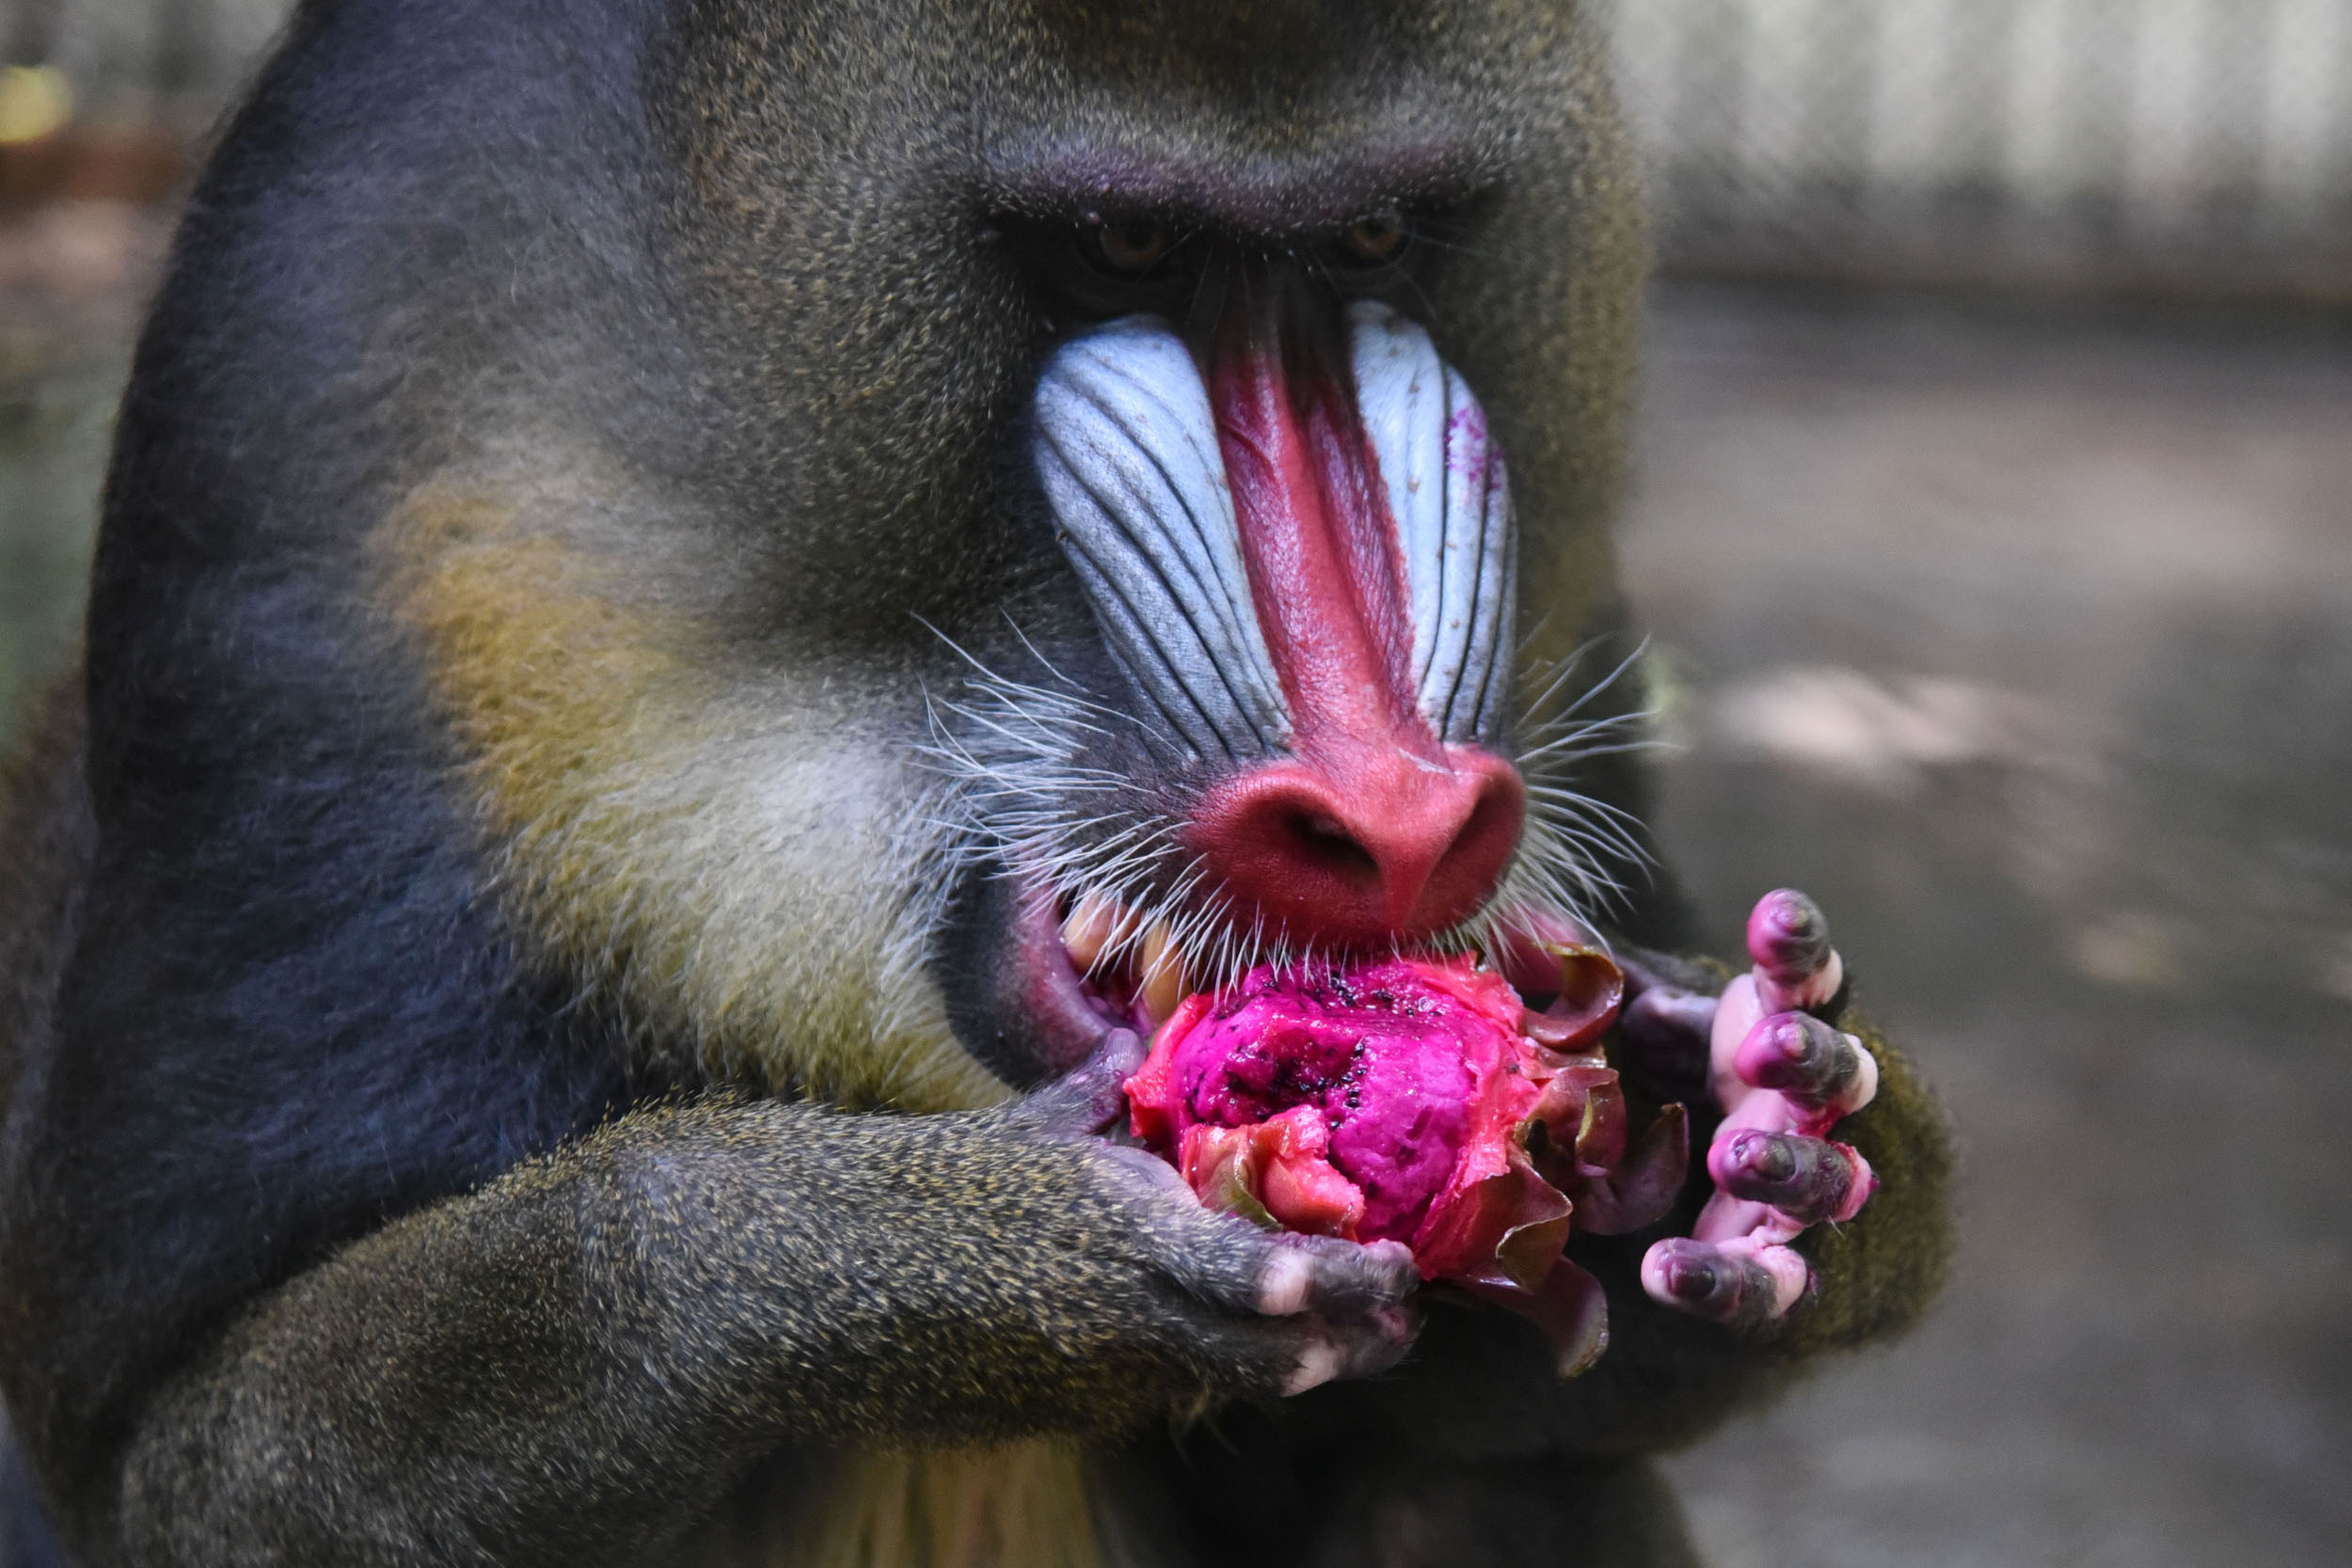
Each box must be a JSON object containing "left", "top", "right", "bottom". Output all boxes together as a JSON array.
[
  {"left": 4, "top": 0, "right": 2351, "bottom": 298},
  {"left": 2, "top": 0, "right": 280, "bottom": 119},
  {"left": 1605, "top": 0, "right": 2352, "bottom": 298},
  {"left": 0, "top": 0, "right": 284, "bottom": 202}
]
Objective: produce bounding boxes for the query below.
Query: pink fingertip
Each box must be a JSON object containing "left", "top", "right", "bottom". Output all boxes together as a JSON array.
[
  {"left": 1638, "top": 1239, "right": 1684, "bottom": 1307},
  {"left": 1705, "top": 1127, "right": 1754, "bottom": 1193},
  {"left": 1256, "top": 1249, "right": 1318, "bottom": 1317},
  {"left": 1844, "top": 1036, "right": 1880, "bottom": 1115},
  {"left": 1747, "top": 890, "right": 1830, "bottom": 976},
  {"left": 1283, "top": 1338, "right": 1346, "bottom": 1395},
  {"left": 1751, "top": 1243, "right": 1813, "bottom": 1316},
  {"left": 1734, "top": 1013, "right": 1818, "bottom": 1089},
  {"left": 1830, "top": 1143, "right": 1878, "bottom": 1224}
]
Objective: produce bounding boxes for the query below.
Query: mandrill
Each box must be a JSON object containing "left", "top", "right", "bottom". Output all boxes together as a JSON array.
[{"left": 0, "top": 1, "right": 1950, "bottom": 1564}]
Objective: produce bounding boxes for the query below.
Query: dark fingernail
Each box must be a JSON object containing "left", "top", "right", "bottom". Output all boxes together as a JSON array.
[
  {"left": 1369, "top": 1303, "right": 1421, "bottom": 1349},
  {"left": 1748, "top": 889, "right": 1831, "bottom": 981},
  {"left": 1665, "top": 1252, "right": 1721, "bottom": 1304},
  {"left": 1712, "top": 1132, "right": 1856, "bottom": 1224},
  {"left": 1623, "top": 987, "right": 1717, "bottom": 1047},
  {"left": 1347, "top": 1317, "right": 1417, "bottom": 1378},
  {"left": 1650, "top": 1240, "right": 1774, "bottom": 1326},
  {"left": 1729, "top": 1130, "right": 1798, "bottom": 1184},
  {"left": 1741, "top": 1012, "right": 1845, "bottom": 1095},
  {"left": 1359, "top": 1253, "right": 1420, "bottom": 1307}
]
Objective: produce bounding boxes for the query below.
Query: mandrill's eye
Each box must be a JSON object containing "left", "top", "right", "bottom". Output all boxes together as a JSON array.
[
  {"left": 1092, "top": 219, "right": 1177, "bottom": 275},
  {"left": 1015, "top": 215, "right": 1200, "bottom": 320},
  {"left": 1341, "top": 208, "right": 1409, "bottom": 264}
]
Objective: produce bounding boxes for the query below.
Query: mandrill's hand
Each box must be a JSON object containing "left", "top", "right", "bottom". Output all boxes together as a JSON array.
[
  {"left": 1001, "top": 1029, "right": 1423, "bottom": 1397},
  {"left": 1623, "top": 892, "right": 1881, "bottom": 1328}
]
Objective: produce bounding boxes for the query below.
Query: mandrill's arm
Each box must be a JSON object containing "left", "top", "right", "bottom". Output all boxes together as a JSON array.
[{"left": 24, "top": 1048, "right": 1415, "bottom": 1568}]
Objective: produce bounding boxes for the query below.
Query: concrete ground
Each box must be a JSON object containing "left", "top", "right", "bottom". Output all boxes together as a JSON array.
[
  {"left": 1632, "top": 282, "right": 2352, "bottom": 1568},
  {"left": 1, "top": 211, "right": 2346, "bottom": 1565}
]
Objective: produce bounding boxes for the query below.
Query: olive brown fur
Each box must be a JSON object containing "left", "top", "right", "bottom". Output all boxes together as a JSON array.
[{"left": 0, "top": 1, "right": 1952, "bottom": 1563}]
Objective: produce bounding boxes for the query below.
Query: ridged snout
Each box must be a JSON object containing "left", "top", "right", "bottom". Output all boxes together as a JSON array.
[{"left": 1033, "top": 297, "right": 1523, "bottom": 945}]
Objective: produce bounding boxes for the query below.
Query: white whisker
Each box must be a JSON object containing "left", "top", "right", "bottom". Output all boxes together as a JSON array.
[{"left": 918, "top": 620, "right": 1665, "bottom": 1005}]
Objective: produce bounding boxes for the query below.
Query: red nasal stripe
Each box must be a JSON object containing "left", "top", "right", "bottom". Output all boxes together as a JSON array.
[
  {"left": 1209, "top": 308, "right": 1435, "bottom": 765},
  {"left": 1193, "top": 298, "right": 1526, "bottom": 941}
]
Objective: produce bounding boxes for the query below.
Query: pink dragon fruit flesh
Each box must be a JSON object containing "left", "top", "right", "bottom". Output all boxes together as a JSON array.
[{"left": 1124, "top": 948, "right": 1691, "bottom": 1376}]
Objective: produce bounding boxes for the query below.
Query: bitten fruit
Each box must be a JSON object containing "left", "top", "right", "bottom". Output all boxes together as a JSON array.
[{"left": 1124, "top": 949, "right": 1689, "bottom": 1374}]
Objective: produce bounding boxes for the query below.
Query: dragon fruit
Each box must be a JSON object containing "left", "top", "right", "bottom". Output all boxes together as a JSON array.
[{"left": 1124, "top": 947, "right": 1690, "bottom": 1375}]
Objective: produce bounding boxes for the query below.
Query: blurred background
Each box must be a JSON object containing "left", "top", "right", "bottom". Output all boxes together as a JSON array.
[{"left": 0, "top": 2, "right": 2346, "bottom": 1564}]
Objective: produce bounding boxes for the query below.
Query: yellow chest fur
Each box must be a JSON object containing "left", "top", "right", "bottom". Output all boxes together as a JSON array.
[{"left": 686, "top": 1438, "right": 1105, "bottom": 1568}]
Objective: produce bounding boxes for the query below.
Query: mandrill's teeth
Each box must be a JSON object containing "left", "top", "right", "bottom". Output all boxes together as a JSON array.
[
  {"left": 1060, "top": 892, "right": 1120, "bottom": 973},
  {"left": 1060, "top": 891, "right": 1188, "bottom": 1029},
  {"left": 1139, "top": 921, "right": 1187, "bottom": 1029}
]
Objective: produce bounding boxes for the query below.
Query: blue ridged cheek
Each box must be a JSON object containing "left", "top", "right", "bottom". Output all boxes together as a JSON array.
[
  {"left": 1347, "top": 300, "right": 1518, "bottom": 746},
  {"left": 1032, "top": 317, "right": 1292, "bottom": 764}
]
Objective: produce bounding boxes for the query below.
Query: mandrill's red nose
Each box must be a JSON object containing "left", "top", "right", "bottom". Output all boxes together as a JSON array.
[{"left": 1189, "top": 749, "right": 1525, "bottom": 946}]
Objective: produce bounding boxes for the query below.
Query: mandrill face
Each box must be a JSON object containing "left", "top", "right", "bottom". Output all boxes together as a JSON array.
[{"left": 508, "top": 0, "right": 1649, "bottom": 1106}]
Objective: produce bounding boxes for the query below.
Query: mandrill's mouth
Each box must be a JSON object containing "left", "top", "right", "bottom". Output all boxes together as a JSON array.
[
  {"left": 934, "top": 867, "right": 1166, "bottom": 1086},
  {"left": 946, "top": 869, "right": 1232, "bottom": 1085},
  {"left": 1049, "top": 888, "right": 1197, "bottom": 1038},
  {"left": 942, "top": 854, "right": 1608, "bottom": 1089},
  {"left": 1041, "top": 879, "right": 1593, "bottom": 1044}
]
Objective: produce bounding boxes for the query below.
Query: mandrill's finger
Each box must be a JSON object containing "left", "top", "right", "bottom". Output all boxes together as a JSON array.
[
  {"left": 1266, "top": 1241, "right": 1422, "bottom": 1391},
  {"left": 1092, "top": 1139, "right": 1199, "bottom": 1200},
  {"left": 998, "top": 1029, "right": 1146, "bottom": 1138},
  {"left": 1105, "top": 1158, "right": 1421, "bottom": 1391},
  {"left": 1641, "top": 1237, "right": 1809, "bottom": 1329},
  {"left": 1623, "top": 984, "right": 1718, "bottom": 1050},
  {"left": 1134, "top": 1178, "right": 1420, "bottom": 1323},
  {"left": 1279, "top": 1306, "right": 1422, "bottom": 1394},
  {"left": 1253, "top": 1235, "right": 1421, "bottom": 1319},
  {"left": 1616, "top": 986, "right": 1719, "bottom": 1105},
  {"left": 1708, "top": 1129, "right": 1877, "bottom": 1227},
  {"left": 1731, "top": 1012, "right": 1879, "bottom": 1119},
  {"left": 1746, "top": 888, "right": 1843, "bottom": 1015}
]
